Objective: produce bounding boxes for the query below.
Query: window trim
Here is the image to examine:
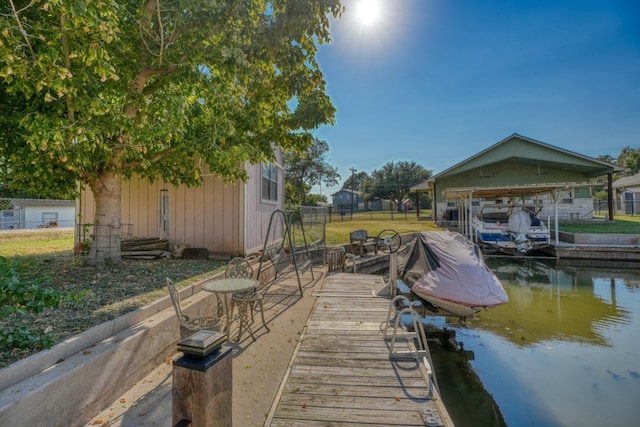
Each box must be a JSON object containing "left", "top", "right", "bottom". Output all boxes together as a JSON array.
[{"left": 261, "top": 162, "right": 279, "bottom": 203}]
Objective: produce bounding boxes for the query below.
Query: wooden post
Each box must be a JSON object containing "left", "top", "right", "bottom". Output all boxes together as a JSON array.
[
  {"left": 607, "top": 172, "right": 615, "bottom": 221},
  {"left": 172, "top": 346, "right": 233, "bottom": 427}
]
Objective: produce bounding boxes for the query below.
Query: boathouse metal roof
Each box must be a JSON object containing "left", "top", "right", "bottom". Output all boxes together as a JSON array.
[
  {"left": 411, "top": 133, "right": 622, "bottom": 198},
  {"left": 432, "top": 133, "right": 621, "bottom": 180},
  {"left": 441, "top": 182, "right": 604, "bottom": 200}
]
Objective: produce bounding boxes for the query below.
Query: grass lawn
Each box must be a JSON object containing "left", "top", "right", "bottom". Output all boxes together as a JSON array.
[
  {"left": 550, "top": 214, "right": 640, "bottom": 234},
  {"left": 0, "top": 229, "right": 74, "bottom": 257},
  {"left": 325, "top": 212, "right": 440, "bottom": 245}
]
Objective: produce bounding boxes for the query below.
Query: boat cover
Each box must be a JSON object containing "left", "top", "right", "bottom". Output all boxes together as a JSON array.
[
  {"left": 507, "top": 210, "right": 532, "bottom": 234},
  {"left": 397, "top": 231, "right": 508, "bottom": 308}
]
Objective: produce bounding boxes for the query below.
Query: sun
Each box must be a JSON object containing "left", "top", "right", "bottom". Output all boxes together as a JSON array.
[{"left": 354, "top": 0, "right": 382, "bottom": 27}]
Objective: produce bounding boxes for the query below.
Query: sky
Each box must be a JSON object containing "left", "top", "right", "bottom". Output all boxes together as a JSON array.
[{"left": 311, "top": 0, "right": 640, "bottom": 197}]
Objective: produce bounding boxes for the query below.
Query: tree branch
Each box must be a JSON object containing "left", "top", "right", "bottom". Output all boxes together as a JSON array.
[
  {"left": 8, "top": 0, "right": 36, "bottom": 60},
  {"left": 60, "top": 13, "right": 75, "bottom": 122},
  {"left": 122, "top": 147, "right": 177, "bottom": 169}
]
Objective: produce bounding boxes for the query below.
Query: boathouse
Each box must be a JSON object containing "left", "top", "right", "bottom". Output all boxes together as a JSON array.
[{"left": 412, "top": 134, "right": 622, "bottom": 224}]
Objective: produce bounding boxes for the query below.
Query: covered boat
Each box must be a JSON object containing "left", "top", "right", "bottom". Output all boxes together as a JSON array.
[{"left": 397, "top": 231, "right": 508, "bottom": 317}]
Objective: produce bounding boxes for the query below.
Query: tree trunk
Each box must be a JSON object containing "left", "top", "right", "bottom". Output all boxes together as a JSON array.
[{"left": 87, "top": 171, "right": 122, "bottom": 267}]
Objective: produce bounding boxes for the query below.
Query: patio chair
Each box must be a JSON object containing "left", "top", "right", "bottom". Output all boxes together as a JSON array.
[
  {"left": 226, "top": 257, "right": 270, "bottom": 341},
  {"left": 166, "top": 278, "right": 221, "bottom": 338}
]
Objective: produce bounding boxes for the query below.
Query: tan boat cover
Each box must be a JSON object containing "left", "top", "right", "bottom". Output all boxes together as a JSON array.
[{"left": 397, "top": 231, "right": 508, "bottom": 308}]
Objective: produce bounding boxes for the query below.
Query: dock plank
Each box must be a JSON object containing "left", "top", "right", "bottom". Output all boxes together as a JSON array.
[{"left": 264, "top": 273, "right": 453, "bottom": 426}]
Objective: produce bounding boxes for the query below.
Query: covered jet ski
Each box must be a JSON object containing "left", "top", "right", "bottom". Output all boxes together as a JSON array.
[{"left": 397, "top": 231, "right": 508, "bottom": 317}]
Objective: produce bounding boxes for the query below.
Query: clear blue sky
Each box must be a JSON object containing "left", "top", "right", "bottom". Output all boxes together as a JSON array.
[{"left": 311, "top": 0, "right": 640, "bottom": 196}]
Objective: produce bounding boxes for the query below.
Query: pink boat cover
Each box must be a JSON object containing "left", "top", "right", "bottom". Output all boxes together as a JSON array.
[{"left": 397, "top": 231, "right": 508, "bottom": 308}]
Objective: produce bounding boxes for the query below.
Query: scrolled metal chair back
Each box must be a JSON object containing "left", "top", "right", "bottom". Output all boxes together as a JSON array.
[{"left": 225, "top": 257, "right": 253, "bottom": 279}]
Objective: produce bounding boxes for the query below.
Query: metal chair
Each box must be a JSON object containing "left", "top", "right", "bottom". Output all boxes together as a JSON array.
[
  {"left": 166, "top": 278, "right": 221, "bottom": 338},
  {"left": 226, "top": 257, "right": 270, "bottom": 341}
]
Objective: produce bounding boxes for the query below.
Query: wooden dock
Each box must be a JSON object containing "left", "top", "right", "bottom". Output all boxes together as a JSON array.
[{"left": 265, "top": 273, "right": 453, "bottom": 427}]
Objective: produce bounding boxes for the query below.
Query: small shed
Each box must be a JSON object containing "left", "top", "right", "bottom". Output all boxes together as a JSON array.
[
  {"left": 0, "top": 198, "right": 75, "bottom": 230},
  {"left": 78, "top": 148, "right": 285, "bottom": 257}
]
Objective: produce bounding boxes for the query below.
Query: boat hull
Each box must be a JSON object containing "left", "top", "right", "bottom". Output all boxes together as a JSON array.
[
  {"left": 472, "top": 209, "right": 550, "bottom": 253},
  {"left": 413, "top": 293, "right": 484, "bottom": 318}
]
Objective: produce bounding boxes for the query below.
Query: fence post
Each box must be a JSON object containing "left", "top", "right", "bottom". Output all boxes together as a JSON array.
[{"left": 173, "top": 332, "right": 233, "bottom": 427}]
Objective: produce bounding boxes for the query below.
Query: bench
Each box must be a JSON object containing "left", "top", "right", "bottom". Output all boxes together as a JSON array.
[
  {"left": 349, "top": 229, "right": 378, "bottom": 257},
  {"left": 327, "top": 248, "right": 347, "bottom": 273}
]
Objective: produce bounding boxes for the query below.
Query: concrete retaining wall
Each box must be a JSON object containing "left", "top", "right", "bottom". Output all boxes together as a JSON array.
[
  {"left": 559, "top": 232, "right": 640, "bottom": 245},
  {"left": 0, "top": 275, "right": 222, "bottom": 427}
]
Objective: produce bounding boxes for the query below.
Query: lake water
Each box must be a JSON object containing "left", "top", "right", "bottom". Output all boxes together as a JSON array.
[{"left": 407, "top": 257, "right": 640, "bottom": 427}]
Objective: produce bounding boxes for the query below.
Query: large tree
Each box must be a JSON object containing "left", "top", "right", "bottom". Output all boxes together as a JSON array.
[
  {"left": 0, "top": 0, "right": 343, "bottom": 266},
  {"left": 284, "top": 138, "right": 339, "bottom": 205},
  {"left": 342, "top": 170, "right": 369, "bottom": 192},
  {"left": 364, "top": 161, "right": 432, "bottom": 209},
  {"left": 617, "top": 146, "right": 640, "bottom": 176}
]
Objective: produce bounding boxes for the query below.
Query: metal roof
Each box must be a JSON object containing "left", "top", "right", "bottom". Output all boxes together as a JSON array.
[
  {"left": 5, "top": 198, "right": 75, "bottom": 208},
  {"left": 441, "top": 182, "right": 602, "bottom": 200},
  {"left": 432, "top": 134, "right": 622, "bottom": 179},
  {"left": 612, "top": 173, "right": 640, "bottom": 189}
]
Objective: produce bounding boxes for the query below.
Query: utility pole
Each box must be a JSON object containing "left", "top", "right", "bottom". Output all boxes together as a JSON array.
[{"left": 349, "top": 167, "right": 357, "bottom": 216}]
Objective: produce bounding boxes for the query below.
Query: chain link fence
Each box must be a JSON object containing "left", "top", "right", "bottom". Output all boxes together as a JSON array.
[
  {"left": 0, "top": 198, "right": 137, "bottom": 258},
  {"left": 0, "top": 198, "right": 75, "bottom": 230},
  {"left": 0, "top": 198, "right": 76, "bottom": 257},
  {"left": 593, "top": 199, "right": 639, "bottom": 216},
  {"left": 325, "top": 205, "right": 421, "bottom": 222},
  {"left": 288, "top": 206, "right": 327, "bottom": 266}
]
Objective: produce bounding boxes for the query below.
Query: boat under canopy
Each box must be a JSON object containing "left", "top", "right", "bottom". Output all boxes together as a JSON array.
[
  {"left": 397, "top": 231, "right": 509, "bottom": 317},
  {"left": 472, "top": 204, "right": 551, "bottom": 254}
]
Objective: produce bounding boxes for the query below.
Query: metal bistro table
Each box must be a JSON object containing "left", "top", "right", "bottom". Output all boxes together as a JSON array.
[{"left": 202, "top": 277, "right": 256, "bottom": 342}]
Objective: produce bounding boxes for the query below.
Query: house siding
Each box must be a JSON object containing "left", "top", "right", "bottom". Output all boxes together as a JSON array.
[
  {"left": 78, "top": 147, "right": 285, "bottom": 257},
  {"left": 79, "top": 174, "right": 244, "bottom": 255},
  {"left": 243, "top": 149, "right": 285, "bottom": 256}
]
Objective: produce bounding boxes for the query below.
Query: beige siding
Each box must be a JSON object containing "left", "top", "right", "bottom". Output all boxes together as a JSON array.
[
  {"left": 243, "top": 149, "right": 285, "bottom": 255},
  {"left": 79, "top": 174, "right": 244, "bottom": 255},
  {"left": 78, "top": 146, "right": 285, "bottom": 257}
]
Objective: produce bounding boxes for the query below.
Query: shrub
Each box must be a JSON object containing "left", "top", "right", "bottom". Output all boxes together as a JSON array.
[{"left": 0, "top": 256, "right": 85, "bottom": 354}]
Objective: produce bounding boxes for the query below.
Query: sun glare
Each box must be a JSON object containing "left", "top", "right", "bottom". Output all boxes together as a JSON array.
[{"left": 354, "top": 0, "right": 382, "bottom": 27}]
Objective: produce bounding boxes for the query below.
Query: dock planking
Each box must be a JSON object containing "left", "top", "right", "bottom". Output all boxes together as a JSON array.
[{"left": 265, "top": 273, "right": 453, "bottom": 427}]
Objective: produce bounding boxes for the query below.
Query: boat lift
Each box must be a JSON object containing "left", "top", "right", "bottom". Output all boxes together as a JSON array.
[{"left": 441, "top": 182, "right": 604, "bottom": 246}]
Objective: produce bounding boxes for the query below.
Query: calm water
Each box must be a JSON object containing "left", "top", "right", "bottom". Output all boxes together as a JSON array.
[{"left": 411, "top": 257, "right": 640, "bottom": 427}]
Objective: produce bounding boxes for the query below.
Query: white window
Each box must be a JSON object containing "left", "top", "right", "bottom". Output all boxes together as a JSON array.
[
  {"left": 561, "top": 191, "right": 573, "bottom": 204},
  {"left": 262, "top": 162, "right": 278, "bottom": 202}
]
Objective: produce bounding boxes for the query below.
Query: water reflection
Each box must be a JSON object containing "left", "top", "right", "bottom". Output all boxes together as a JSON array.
[
  {"left": 472, "top": 257, "right": 633, "bottom": 347},
  {"left": 435, "top": 257, "right": 640, "bottom": 427}
]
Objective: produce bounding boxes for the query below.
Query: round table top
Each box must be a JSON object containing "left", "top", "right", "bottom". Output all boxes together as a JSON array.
[{"left": 202, "top": 277, "right": 256, "bottom": 294}]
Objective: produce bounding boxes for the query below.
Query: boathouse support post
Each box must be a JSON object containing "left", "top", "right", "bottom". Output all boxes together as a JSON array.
[
  {"left": 552, "top": 190, "right": 560, "bottom": 245},
  {"left": 607, "top": 173, "right": 615, "bottom": 221}
]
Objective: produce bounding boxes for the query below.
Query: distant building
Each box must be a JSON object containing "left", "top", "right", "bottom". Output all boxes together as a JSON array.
[
  {"left": 0, "top": 198, "right": 75, "bottom": 230},
  {"left": 331, "top": 189, "right": 365, "bottom": 214},
  {"left": 330, "top": 189, "right": 393, "bottom": 213},
  {"left": 613, "top": 173, "right": 640, "bottom": 215}
]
